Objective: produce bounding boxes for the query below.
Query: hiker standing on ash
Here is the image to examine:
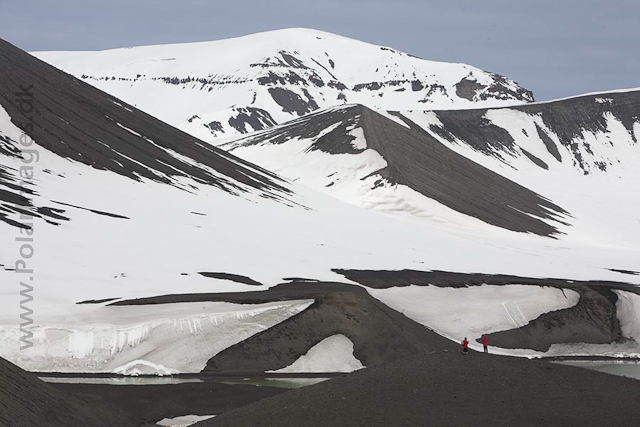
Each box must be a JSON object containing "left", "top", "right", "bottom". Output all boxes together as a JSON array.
[
  {"left": 461, "top": 337, "right": 469, "bottom": 355},
  {"left": 482, "top": 334, "right": 489, "bottom": 353}
]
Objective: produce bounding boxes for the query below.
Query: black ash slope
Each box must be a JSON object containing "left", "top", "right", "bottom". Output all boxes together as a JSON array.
[
  {"left": 200, "top": 352, "right": 640, "bottom": 427},
  {"left": 358, "top": 107, "right": 568, "bottom": 237},
  {"left": 0, "top": 357, "right": 141, "bottom": 427},
  {"left": 230, "top": 105, "right": 568, "bottom": 236},
  {"left": 0, "top": 38, "right": 289, "bottom": 196}
]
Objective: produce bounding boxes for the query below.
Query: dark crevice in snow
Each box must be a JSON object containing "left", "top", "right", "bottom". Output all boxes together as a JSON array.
[
  {"left": 521, "top": 148, "right": 549, "bottom": 169},
  {"left": 51, "top": 200, "right": 128, "bottom": 219}
]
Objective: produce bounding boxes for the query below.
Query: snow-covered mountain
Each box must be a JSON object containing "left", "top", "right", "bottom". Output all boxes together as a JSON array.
[
  {"left": 1, "top": 36, "right": 639, "bottom": 377},
  {"left": 34, "top": 28, "right": 533, "bottom": 143}
]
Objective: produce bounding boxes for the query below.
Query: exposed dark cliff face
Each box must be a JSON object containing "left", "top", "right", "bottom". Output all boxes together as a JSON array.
[
  {"left": 268, "top": 87, "right": 319, "bottom": 115},
  {"left": 428, "top": 90, "right": 640, "bottom": 174},
  {"left": 227, "top": 106, "right": 276, "bottom": 134},
  {"left": 455, "top": 74, "right": 534, "bottom": 103}
]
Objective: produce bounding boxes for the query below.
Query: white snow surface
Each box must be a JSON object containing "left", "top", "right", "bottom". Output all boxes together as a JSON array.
[
  {"left": 270, "top": 334, "right": 364, "bottom": 373},
  {"left": 157, "top": 415, "right": 215, "bottom": 427},
  {"left": 33, "top": 28, "right": 531, "bottom": 143},
  {"left": 368, "top": 285, "right": 580, "bottom": 354},
  {"left": 615, "top": 291, "right": 640, "bottom": 343}
]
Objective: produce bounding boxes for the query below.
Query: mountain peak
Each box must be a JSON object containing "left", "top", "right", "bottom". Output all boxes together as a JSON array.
[{"left": 35, "top": 29, "right": 533, "bottom": 143}]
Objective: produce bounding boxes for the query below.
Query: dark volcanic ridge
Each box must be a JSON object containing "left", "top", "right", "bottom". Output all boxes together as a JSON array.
[
  {"left": 111, "top": 281, "right": 458, "bottom": 374},
  {"left": 229, "top": 104, "right": 569, "bottom": 236},
  {"left": 199, "top": 351, "right": 640, "bottom": 427},
  {"left": 427, "top": 89, "right": 640, "bottom": 174},
  {"left": 0, "top": 37, "right": 294, "bottom": 229},
  {"left": 198, "top": 272, "right": 263, "bottom": 286},
  {"left": 111, "top": 271, "right": 638, "bottom": 374},
  {"left": 334, "top": 268, "right": 639, "bottom": 292}
]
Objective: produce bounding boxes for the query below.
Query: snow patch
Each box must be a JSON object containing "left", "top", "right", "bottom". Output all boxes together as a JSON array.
[
  {"left": 156, "top": 415, "right": 216, "bottom": 426},
  {"left": 349, "top": 127, "right": 367, "bottom": 150},
  {"left": 614, "top": 290, "right": 640, "bottom": 343},
  {"left": 113, "top": 359, "right": 178, "bottom": 376},
  {"left": 270, "top": 334, "right": 364, "bottom": 373}
]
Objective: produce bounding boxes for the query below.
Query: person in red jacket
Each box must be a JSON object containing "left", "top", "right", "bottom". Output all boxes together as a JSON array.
[
  {"left": 482, "top": 334, "right": 489, "bottom": 353},
  {"left": 461, "top": 337, "right": 469, "bottom": 355}
]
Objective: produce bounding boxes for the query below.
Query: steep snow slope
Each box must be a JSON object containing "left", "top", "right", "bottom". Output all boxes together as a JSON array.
[
  {"left": 34, "top": 28, "right": 533, "bottom": 143},
  {"left": 401, "top": 89, "right": 640, "bottom": 248},
  {"left": 1, "top": 38, "right": 639, "bottom": 373}
]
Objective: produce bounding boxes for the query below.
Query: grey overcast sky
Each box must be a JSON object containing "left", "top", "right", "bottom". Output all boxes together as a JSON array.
[{"left": 1, "top": 0, "right": 638, "bottom": 100}]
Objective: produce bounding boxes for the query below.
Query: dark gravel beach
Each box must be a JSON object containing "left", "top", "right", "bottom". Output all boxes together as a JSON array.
[
  {"left": 200, "top": 351, "right": 640, "bottom": 427},
  {"left": 0, "top": 357, "right": 139, "bottom": 427},
  {"left": 53, "top": 380, "right": 286, "bottom": 425},
  {"left": 0, "top": 354, "right": 287, "bottom": 426}
]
